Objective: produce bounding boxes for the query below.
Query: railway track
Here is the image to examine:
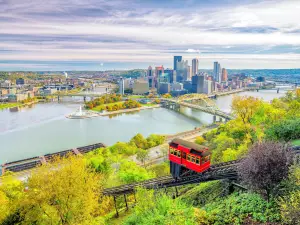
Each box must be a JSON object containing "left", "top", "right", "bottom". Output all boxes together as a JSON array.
[{"left": 103, "top": 146, "right": 300, "bottom": 196}]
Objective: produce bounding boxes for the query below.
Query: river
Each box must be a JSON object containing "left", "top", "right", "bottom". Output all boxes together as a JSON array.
[{"left": 0, "top": 89, "right": 287, "bottom": 164}]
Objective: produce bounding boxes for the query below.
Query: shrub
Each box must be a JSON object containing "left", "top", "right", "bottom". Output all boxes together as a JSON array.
[
  {"left": 124, "top": 189, "right": 197, "bottom": 225},
  {"left": 204, "top": 192, "right": 281, "bottom": 224},
  {"left": 195, "top": 136, "right": 205, "bottom": 145},
  {"left": 265, "top": 118, "right": 300, "bottom": 142},
  {"left": 238, "top": 141, "right": 292, "bottom": 201}
]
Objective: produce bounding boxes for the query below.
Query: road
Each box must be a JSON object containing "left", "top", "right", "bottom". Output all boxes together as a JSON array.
[{"left": 130, "top": 125, "right": 217, "bottom": 166}]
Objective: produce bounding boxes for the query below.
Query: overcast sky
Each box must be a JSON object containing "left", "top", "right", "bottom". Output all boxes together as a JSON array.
[{"left": 1, "top": 0, "right": 300, "bottom": 71}]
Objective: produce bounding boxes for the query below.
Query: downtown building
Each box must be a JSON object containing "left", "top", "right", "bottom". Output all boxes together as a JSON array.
[
  {"left": 173, "top": 56, "right": 182, "bottom": 71},
  {"left": 213, "top": 62, "right": 222, "bottom": 83},
  {"left": 147, "top": 66, "right": 155, "bottom": 88},
  {"left": 192, "top": 58, "right": 199, "bottom": 76},
  {"left": 119, "top": 77, "right": 124, "bottom": 95},
  {"left": 176, "top": 60, "right": 190, "bottom": 82}
]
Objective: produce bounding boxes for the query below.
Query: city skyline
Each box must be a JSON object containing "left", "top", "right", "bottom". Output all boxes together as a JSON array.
[{"left": 1, "top": 0, "right": 300, "bottom": 71}]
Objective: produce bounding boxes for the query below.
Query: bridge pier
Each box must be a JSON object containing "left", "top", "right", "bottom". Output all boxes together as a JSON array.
[
  {"left": 277, "top": 88, "right": 279, "bottom": 93},
  {"left": 213, "top": 115, "right": 217, "bottom": 123},
  {"left": 113, "top": 196, "right": 119, "bottom": 217},
  {"left": 124, "top": 194, "right": 129, "bottom": 211}
]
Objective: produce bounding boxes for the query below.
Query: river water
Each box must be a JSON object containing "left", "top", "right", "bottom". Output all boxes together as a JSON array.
[{"left": 0, "top": 89, "right": 287, "bottom": 164}]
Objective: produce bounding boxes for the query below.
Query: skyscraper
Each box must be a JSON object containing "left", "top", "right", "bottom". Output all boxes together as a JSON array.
[
  {"left": 147, "top": 66, "right": 152, "bottom": 77},
  {"left": 192, "top": 58, "right": 199, "bottom": 76},
  {"left": 155, "top": 66, "right": 164, "bottom": 78},
  {"left": 164, "top": 69, "right": 176, "bottom": 83},
  {"left": 176, "top": 60, "right": 189, "bottom": 82},
  {"left": 191, "top": 75, "right": 205, "bottom": 93},
  {"left": 222, "top": 68, "right": 228, "bottom": 82},
  {"left": 173, "top": 56, "right": 182, "bottom": 70},
  {"left": 213, "top": 62, "right": 222, "bottom": 82},
  {"left": 147, "top": 66, "right": 154, "bottom": 88},
  {"left": 119, "top": 77, "right": 124, "bottom": 95}
]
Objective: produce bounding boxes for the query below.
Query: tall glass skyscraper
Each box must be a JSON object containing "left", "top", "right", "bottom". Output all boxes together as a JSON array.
[{"left": 173, "top": 56, "right": 182, "bottom": 70}]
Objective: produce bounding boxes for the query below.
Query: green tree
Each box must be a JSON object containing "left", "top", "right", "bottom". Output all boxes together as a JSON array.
[
  {"left": 195, "top": 136, "right": 205, "bottom": 145},
  {"left": 118, "top": 161, "right": 155, "bottom": 184},
  {"left": 109, "top": 142, "right": 138, "bottom": 156},
  {"left": 265, "top": 118, "right": 300, "bottom": 142},
  {"left": 130, "top": 133, "right": 148, "bottom": 149},
  {"left": 136, "top": 149, "right": 149, "bottom": 166},
  {"left": 279, "top": 165, "right": 300, "bottom": 225}
]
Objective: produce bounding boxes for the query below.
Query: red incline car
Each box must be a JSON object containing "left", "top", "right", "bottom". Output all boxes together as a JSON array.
[{"left": 169, "top": 138, "right": 211, "bottom": 178}]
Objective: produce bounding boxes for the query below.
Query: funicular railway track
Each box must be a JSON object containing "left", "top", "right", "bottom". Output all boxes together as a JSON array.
[
  {"left": 103, "top": 147, "right": 300, "bottom": 196},
  {"left": 103, "top": 159, "right": 240, "bottom": 196}
]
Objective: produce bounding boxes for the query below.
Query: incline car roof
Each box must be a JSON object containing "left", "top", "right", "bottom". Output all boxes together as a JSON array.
[{"left": 171, "top": 138, "right": 210, "bottom": 154}]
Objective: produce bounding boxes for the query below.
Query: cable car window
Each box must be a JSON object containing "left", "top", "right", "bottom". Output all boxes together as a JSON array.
[
  {"left": 182, "top": 152, "right": 186, "bottom": 159},
  {"left": 170, "top": 148, "right": 174, "bottom": 155},
  {"left": 196, "top": 157, "right": 200, "bottom": 165},
  {"left": 187, "top": 155, "right": 191, "bottom": 162},
  {"left": 177, "top": 150, "right": 181, "bottom": 157},
  {"left": 191, "top": 156, "right": 196, "bottom": 163}
]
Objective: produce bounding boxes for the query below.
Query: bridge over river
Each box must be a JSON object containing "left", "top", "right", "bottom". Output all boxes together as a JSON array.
[{"left": 161, "top": 94, "right": 235, "bottom": 121}]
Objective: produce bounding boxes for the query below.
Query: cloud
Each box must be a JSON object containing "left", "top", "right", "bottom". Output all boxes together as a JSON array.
[{"left": 0, "top": 0, "right": 300, "bottom": 70}]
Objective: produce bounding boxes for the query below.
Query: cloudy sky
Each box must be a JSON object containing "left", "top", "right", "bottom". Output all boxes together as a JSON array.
[{"left": 1, "top": 0, "right": 300, "bottom": 71}]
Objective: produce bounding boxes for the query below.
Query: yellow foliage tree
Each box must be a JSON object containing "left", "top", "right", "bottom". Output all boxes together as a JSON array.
[
  {"left": 0, "top": 190, "right": 10, "bottom": 223},
  {"left": 232, "top": 96, "right": 262, "bottom": 125},
  {"left": 20, "top": 155, "right": 107, "bottom": 225}
]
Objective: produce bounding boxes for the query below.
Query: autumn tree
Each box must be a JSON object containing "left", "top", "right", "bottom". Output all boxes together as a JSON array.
[
  {"left": 238, "top": 141, "right": 292, "bottom": 201},
  {"left": 20, "top": 155, "right": 105, "bottom": 225},
  {"left": 232, "top": 96, "right": 262, "bottom": 125}
]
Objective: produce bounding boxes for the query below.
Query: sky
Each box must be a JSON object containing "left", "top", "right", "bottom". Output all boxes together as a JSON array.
[{"left": 1, "top": 0, "right": 300, "bottom": 71}]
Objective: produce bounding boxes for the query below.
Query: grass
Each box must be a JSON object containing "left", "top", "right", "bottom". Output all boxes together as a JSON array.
[
  {"left": 106, "top": 208, "right": 133, "bottom": 225},
  {"left": 0, "top": 102, "right": 21, "bottom": 110},
  {"left": 91, "top": 102, "right": 124, "bottom": 112},
  {"left": 128, "top": 95, "right": 145, "bottom": 99},
  {"left": 292, "top": 139, "right": 300, "bottom": 146}
]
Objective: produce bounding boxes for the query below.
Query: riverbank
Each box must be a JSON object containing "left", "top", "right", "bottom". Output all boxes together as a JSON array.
[
  {"left": 91, "top": 105, "right": 161, "bottom": 117},
  {"left": 0, "top": 100, "right": 39, "bottom": 110}
]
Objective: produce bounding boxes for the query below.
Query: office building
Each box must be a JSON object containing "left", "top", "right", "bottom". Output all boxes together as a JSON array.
[
  {"left": 191, "top": 75, "right": 205, "bottom": 93},
  {"left": 183, "top": 81, "right": 192, "bottom": 93},
  {"left": 213, "top": 62, "right": 222, "bottom": 82},
  {"left": 119, "top": 77, "right": 124, "bottom": 95},
  {"left": 173, "top": 56, "right": 182, "bottom": 70},
  {"left": 147, "top": 66, "right": 154, "bottom": 88},
  {"left": 192, "top": 58, "right": 199, "bottom": 76},
  {"left": 158, "top": 82, "right": 170, "bottom": 94},
  {"left": 176, "top": 60, "right": 189, "bottom": 82},
  {"left": 203, "top": 80, "right": 213, "bottom": 94},
  {"left": 221, "top": 68, "right": 228, "bottom": 82},
  {"left": 147, "top": 66, "right": 153, "bottom": 77},
  {"left": 16, "top": 78, "right": 25, "bottom": 85},
  {"left": 164, "top": 69, "right": 176, "bottom": 83},
  {"left": 155, "top": 66, "right": 164, "bottom": 77},
  {"left": 124, "top": 78, "right": 134, "bottom": 89},
  {"left": 171, "top": 82, "right": 183, "bottom": 91},
  {"left": 133, "top": 80, "right": 149, "bottom": 94}
]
